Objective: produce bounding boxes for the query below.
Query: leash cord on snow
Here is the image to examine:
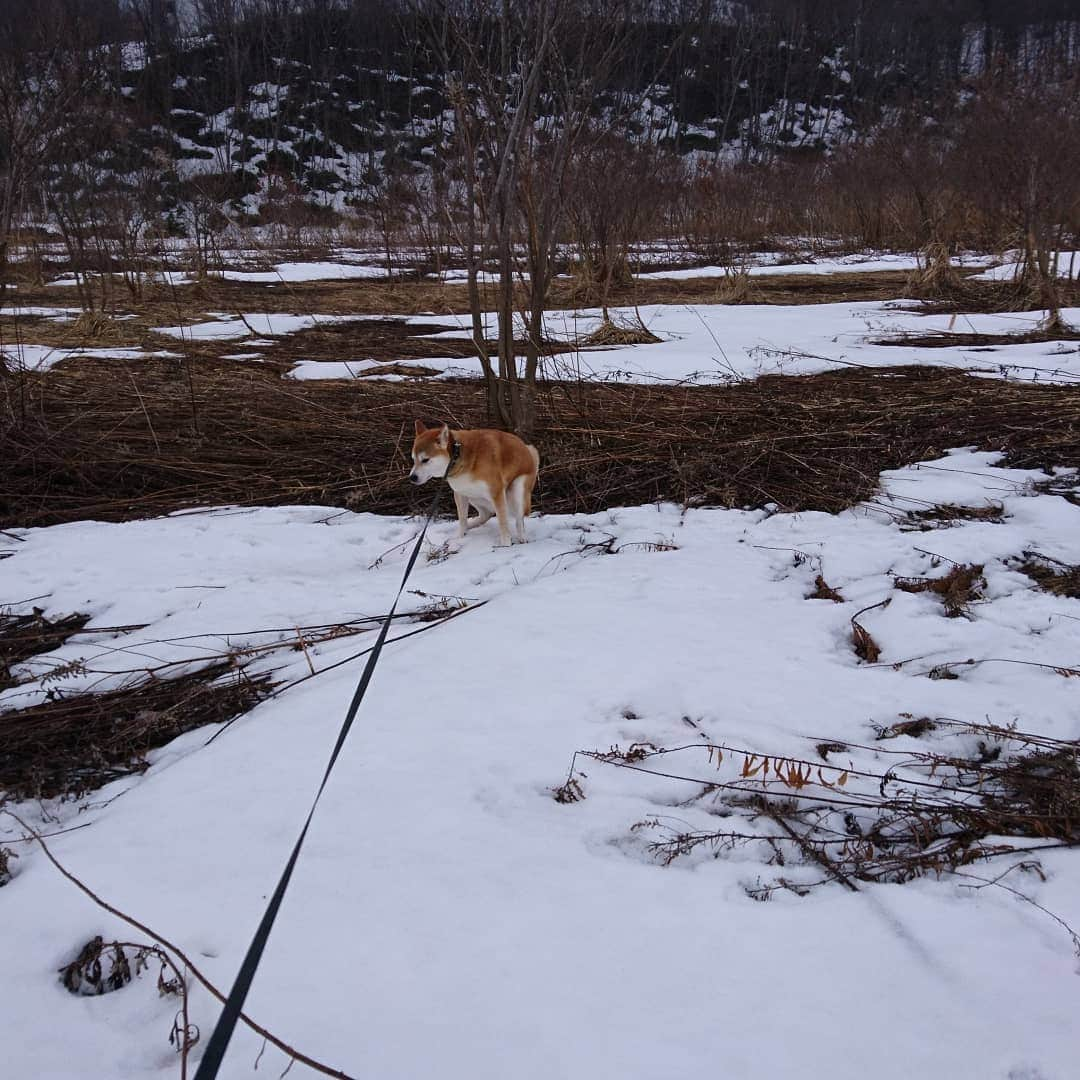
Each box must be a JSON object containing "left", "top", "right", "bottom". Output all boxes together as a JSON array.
[{"left": 193, "top": 484, "right": 443, "bottom": 1080}]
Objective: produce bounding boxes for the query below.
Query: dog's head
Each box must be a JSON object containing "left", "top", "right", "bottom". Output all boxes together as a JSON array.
[{"left": 409, "top": 420, "right": 451, "bottom": 485}]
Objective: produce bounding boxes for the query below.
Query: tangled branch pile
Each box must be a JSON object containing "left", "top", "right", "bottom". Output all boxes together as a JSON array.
[
  {"left": 2, "top": 609, "right": 90, "bottom": 691},
  {"left": 559, "top": 720, "right": 1080, "bottom": 902},
  {"left": 3, "top": 361, "right": 1080, "bottom": 529}
]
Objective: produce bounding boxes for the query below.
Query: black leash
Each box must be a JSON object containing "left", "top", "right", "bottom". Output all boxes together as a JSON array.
[{"left": 194, "top": 485, "right": 443, "bottom": 1080}]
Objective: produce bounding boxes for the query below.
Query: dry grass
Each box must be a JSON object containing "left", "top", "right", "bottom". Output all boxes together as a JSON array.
[
  {"left": 0, "top": 661, "right": 274, "bottom": 801},
  {"left": 907, "top": 275, "right": 1080, "bottom": 318},
  {"left": 0, "top": 313, "right": 146, "bottom": 352},
  {"left": 565, "top": 269, "right": 926, "bottom": 308},
  {"left": 3, "top": 362, "right": 1080, "bottom": 529},
  {"left": 713, "top": 269, "right": 759, "bottom": 305},
  {"left": 0, "top": 843, "right": 14, "bottom": 885},
  {"left": 850, "top": 600, "right": 887, "bottom": 662},
  {"left": 0, "top": 602, "right": 478, "bottom": 801},
  {"left": 11, "top": 274, "right": 468, "bottom": 318},
  {"left": 876, "top": 327, "right": 1080, "bottom": 349},
  {"left": 901, "top": 244, "right": 1080, "bottom": 314},
  {"left": 894, "top": 562, "right": 987, "bottom": 617},
  {"left": 906, "top": 502, "right": 1005, "bottom": 528},
  {"left": 1016, "top": 551, "right": 1080, "bottom": 599},
  {"left": 807, "top": 575, "right": 844, "bottom": 602},
  {"left": 2, "top": 609, "right": 91, "bottom": 691},
  {"left": 580, "top": 318, "right": 662, "bottom": 346},
  {"left": 69, "top": 311, "right": 132, "bottom": 341},
  {"left": 873, "top": 716, "right": 938, "bottom": 739}
]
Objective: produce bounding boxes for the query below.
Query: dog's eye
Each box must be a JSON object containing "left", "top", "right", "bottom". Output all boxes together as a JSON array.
[{"left": 420, "top": 456, "right": 429, "bottom": 463}]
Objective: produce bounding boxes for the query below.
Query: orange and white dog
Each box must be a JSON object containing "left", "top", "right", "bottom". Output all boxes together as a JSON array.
[{"left": 409, "top": 420, "right": 539, "bottom": 546}]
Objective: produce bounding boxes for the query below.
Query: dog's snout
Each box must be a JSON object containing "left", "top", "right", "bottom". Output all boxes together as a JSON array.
[{"left": 408, "top": 472, "right": 421, "bottom": 485}]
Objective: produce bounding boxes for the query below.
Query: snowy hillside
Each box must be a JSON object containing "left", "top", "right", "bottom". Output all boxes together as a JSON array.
[{"left": 14, "top": 4, "right": 1077, "bottom": 225}]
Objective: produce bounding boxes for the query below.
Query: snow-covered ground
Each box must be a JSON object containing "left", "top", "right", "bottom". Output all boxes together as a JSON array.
[
  {"left": 426, "top": 251, "right": 997, "bottom": 284},
  {"left": 11, "top": 298, "right": 1066, "bottom": 382},
  {"left": 211, "top": 260, "right": 393, "bottom": 284},
  {"left": 286, "top": 301, "right": 1080, "bottom": 385},
  {"left": 43, "top": 272, "right": 194, "bottom": 289},
  {"left": 635, "top": 251, "right": 995, "bottom": 280},
  {"left": 0, "top": 343, "right": 182, "bottom": 373},
  {"left": 0, "top": 304, "right": 82, "bottom": 319},
  {"left": 20, "top": 248, "right": 1006, "bottom": 291},
  {"left": 2, "top": 450, "right": 1079, "bottom": 1080},
  {"left": 154, "top": 312, "right": 367, "bottom": 342},
  {"left": 37, "top": 260, "right": 394, "bottom": 290},
  {"left": 288, "top": 355, "right": 459, "bottom": 381},
  {"left": 7, "top": 258, "right": 1076, "bottom": 385},
  {"left": 973, "top": 251, "right": 1080, "bottom": 283}
]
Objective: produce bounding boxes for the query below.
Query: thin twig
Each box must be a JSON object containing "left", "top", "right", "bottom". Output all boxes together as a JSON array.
[{"left": 3, "top": 811, "right": 357, "bottom": 1080}]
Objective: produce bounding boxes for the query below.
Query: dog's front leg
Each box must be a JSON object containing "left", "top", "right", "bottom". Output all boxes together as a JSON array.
[{"left": 453, "top": 491, "right": 470, "bottom": 537}]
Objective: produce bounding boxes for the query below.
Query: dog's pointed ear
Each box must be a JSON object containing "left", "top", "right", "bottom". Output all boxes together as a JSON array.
[
  {"left": 414, "top": 419, "right": 426, "bottom": 436},
  {"left": 437, "top": 424, "right": 449, "bottom": 448}
]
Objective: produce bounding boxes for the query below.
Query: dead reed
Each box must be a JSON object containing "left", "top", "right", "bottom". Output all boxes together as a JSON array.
[
  {"left": 1015, "top": 552, "right": 1080, "bottom": 599},
  {"left": 2, "top": 609, "right": 91, "bottom": 691},
  {"left": 0, "top": 662, "right": 274, "bottom": 800},
  {"left": 894, "top": 562, "right": 987, "bottom": 618},
  {"left": 905, "top": 502, "right": 1006, "bottom": 528},
  {"left": 3, "top": 362, "right": 1080, "bottom": 530}
]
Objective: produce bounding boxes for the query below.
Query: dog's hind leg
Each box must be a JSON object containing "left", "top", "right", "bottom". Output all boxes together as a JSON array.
[
  {"left": 524, "top": 445, "right": 539, "bottom": 518},
  {"left": 523, "top": 471, "right": 536, "bottom": 518},
  {"left": 508, "top": 476, "right": 528, "bottom": 542},
  {"left": 465, "top": 502, "right": 494, "bottom": 530},
  {"left": 492, "top": 489, "right": 513, "bottom": 547}
]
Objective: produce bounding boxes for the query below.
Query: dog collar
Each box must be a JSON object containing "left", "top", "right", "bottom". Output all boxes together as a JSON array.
[{"left": 446, "top": 435, "right": 462, "bottom": 478}]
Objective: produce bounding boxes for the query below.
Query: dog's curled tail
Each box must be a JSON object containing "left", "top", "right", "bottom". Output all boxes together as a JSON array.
[{"left": 527, "top": 444, "right": 540, "bottom": 474}]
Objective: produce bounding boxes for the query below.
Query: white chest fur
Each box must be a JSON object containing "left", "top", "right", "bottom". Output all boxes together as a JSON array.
[{"left": 448, "top": 473, "right": 496, "bottom": 510}]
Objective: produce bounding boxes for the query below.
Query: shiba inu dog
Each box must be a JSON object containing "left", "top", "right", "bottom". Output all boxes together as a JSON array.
[{"left": 409, "top": 420, "right": 540, "bottom": 546}]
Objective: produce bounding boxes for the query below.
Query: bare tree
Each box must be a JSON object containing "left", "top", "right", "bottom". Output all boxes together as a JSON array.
[
  {"left": 424, "top": 0, "right": 560, "bottom": 433},
  {"left": 0, "top": 3, "right": 111, "bottom": 298},
  {"left": 423, "top": 0, "right": 681, "bottom": 435},
  {"left": 565, "top": 132, "right": 678, "bottom": 319},
  {"left": 955, "top": 68, "right": 1080, "bottom": 328}
]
